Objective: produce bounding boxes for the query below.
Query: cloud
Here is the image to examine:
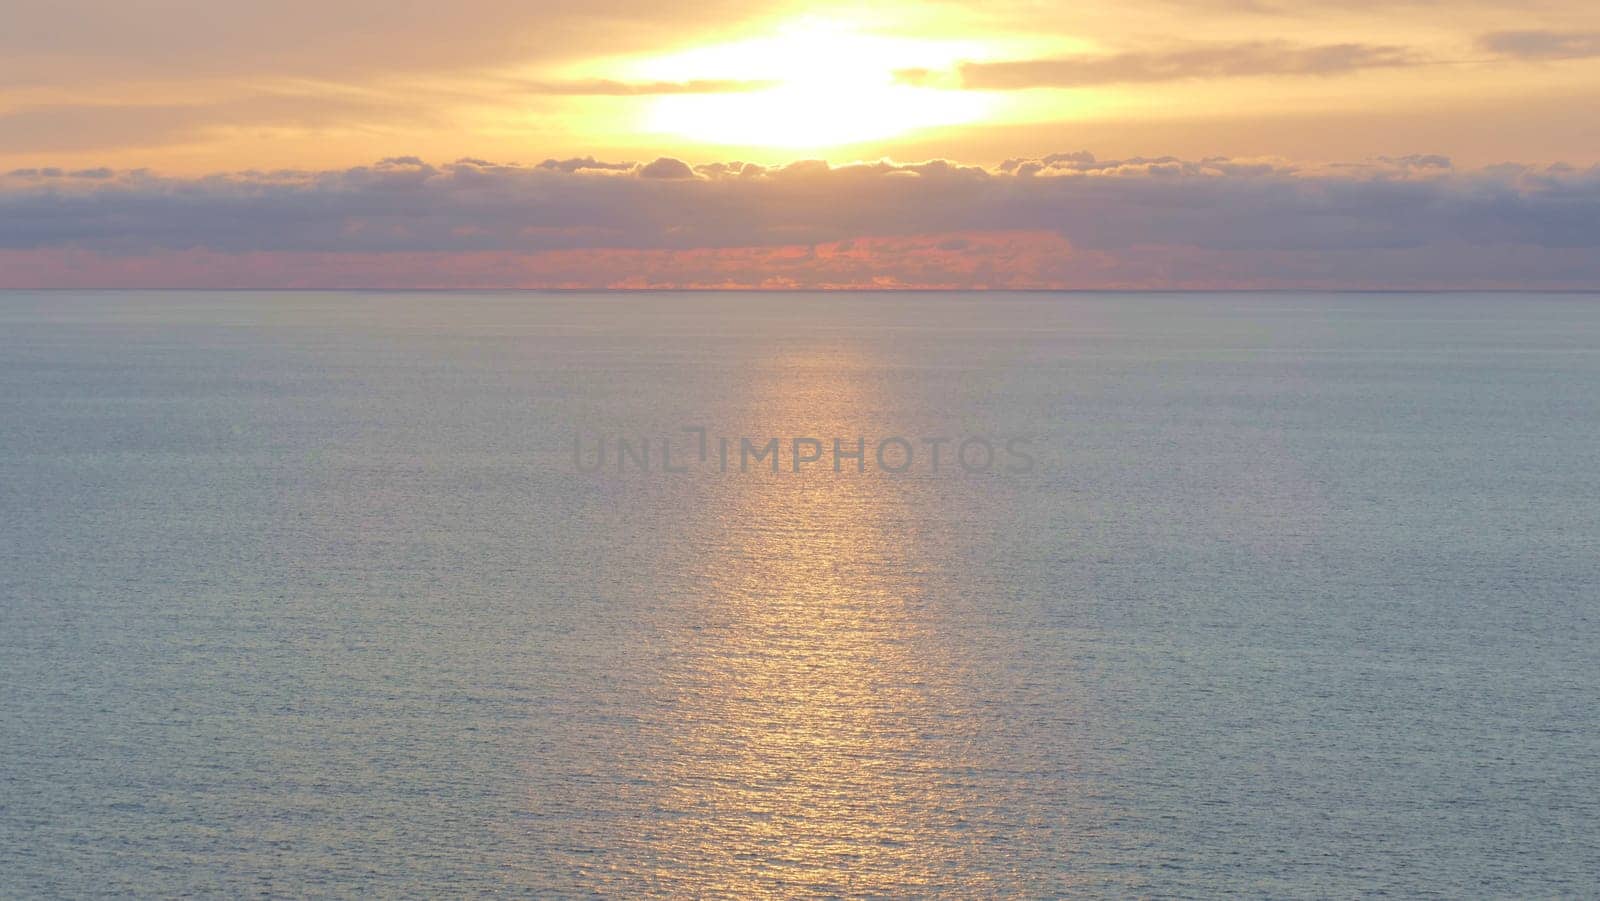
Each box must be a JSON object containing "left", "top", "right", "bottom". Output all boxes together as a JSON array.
[
  {"left": 1480, "top": 30, "right": 1600, "bottom": 61},
  {"left": 637, "top": 157, "right": 697, "bottom": 179},
  {"left": 0, "top": 72, "right": 766, "bottom": 160},
  {"left": 510, "top": 78, "right": 776, "bottom": 95},
  {"left": 538, "top": 156, "right": 636, "bottom": 173},
  {"left": 2, "top": 152, "right": 1597, "bottom": 289},
  {"left": 0, "top": 0, "right": 765, "bottom": 86},
  {"left": 948, "top": 41, "right": 1422, "bottom": 89},
  {"left": 0, "top": 94, "right": 437, "bottom": 153}
]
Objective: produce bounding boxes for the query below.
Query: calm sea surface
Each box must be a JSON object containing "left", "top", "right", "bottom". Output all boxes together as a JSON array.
[{"left": 2, "top": 291, "right": 1598, "bottom": 897}]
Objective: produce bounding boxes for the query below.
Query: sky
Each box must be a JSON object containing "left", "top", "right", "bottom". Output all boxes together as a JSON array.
[{"left": 3, "top": 0, "right": 1599, "bottom": 289}]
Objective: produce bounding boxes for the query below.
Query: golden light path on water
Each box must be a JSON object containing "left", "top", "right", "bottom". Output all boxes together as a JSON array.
[
  {"left": 654, "top": 496, "right": 970, "bottom": 892},
  {"left": 637, "top": 347, "right": 988, "bottom": 895},
  {"left": 496, "top": 297, "right": 1129, "bottom": 896},
  {"left": 517, "top": 337, "right": 1056, "bottom": 896}
]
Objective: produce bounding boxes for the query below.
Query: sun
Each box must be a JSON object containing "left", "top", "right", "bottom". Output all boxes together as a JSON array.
[{"left": 624, "top": 20, "right": 998, "bottom": 150}]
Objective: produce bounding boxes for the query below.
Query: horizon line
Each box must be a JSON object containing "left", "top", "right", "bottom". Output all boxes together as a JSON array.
[{"left": 6, "top": 287, "right": 1600, "bottom": 296}]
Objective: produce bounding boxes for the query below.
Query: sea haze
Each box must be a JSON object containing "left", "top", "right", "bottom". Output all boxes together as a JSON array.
[{"left": 2, "top": 291, "right": 1597, "bottom": 896}]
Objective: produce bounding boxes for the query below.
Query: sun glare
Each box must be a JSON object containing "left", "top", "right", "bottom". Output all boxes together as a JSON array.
[{"left": 628, "top": 20, "right": 998, "bottom": 149}]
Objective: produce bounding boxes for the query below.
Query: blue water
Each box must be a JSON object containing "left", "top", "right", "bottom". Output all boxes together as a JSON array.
[{"left": 2, "top": 291, "right": 1597, "bottom": 896}]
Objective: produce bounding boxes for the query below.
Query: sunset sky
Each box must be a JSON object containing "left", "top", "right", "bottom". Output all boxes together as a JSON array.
[{"left": 4, "top": 0, "right": 1599, "bottom": 288}]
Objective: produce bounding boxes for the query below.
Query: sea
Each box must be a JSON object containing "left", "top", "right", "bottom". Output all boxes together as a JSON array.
[{"left": 2, "top": 291, "right": 1597, "bottom": 897}]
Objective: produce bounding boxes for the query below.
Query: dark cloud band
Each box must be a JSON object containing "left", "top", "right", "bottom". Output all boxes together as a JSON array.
[{"left": 2, "top": 152, "right": 1597, "bottom": 288}]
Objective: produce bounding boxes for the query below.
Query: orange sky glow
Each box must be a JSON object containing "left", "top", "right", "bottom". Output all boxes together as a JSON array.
[{"left": 2, "top": 1, "right": 1598, "bottom": 288}]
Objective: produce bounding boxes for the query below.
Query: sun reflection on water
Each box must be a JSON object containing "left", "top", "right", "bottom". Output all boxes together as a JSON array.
[
  {"left": 652, "top": 492, "right": 971, "bottom": 893},
  {"left": 510, "top": 336, "right": 1088, "bottom": 896},
  {"left": 620, "top": 347, "right": 994, "bottom": 895}
]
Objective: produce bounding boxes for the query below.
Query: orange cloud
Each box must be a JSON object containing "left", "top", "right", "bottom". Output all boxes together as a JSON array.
[{"left": 0, "top": 232, "right": 1095, "bottom": 291}]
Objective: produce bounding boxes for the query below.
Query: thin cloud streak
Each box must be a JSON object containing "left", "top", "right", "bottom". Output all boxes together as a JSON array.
[
  {"left": 1479, "top": 30, "right": 1600, "bottom": 60},
  {"left": 509, "top": 78, "right": 778, "bottom": 95},
  {"left": 932, "top": 41, "right": 1423, "bottom": 89},
  {"left": 0, "top": 94, "right": 439, "bottom": 153}
]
